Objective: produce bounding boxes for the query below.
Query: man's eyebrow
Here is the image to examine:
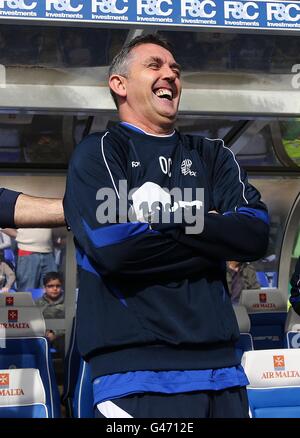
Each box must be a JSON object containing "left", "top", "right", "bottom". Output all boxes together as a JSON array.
[
  {"left": 144, "top": 56, "right": 182, "bottom": 71},
  {"left": 143, "top": 56, "right": 162, "bottom": 65},
  {"left": 171, "top": 62, "right": 182, "bottom": 72}
]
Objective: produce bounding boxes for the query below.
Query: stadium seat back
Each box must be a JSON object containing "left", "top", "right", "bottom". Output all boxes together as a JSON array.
[
  {"left": 233, "top": 304, "right": 254, "bottom": 359},
  {"left": 242, "top": 349, "right": 300, "bottom": 418},
  {"left": 285, "top": 307, "right": 300, "bottom": 333},
  {"left": 240, "top": 289, "right": 286, "bottom": 313},
  {"left": 240, "top": 289, "right": 287, "bottom": 349},
  {"left": 0, "top": 337, "right": 61, "bottom": 417},
  {"left": 284, "top": 307, "right": 300, "bottom": 348},
  {"left": 0, "top": 368, "right": 48, "bottom": 418},
  {"left": 0, "top": 306, "right": 46, "bottom": 337},
  {"left": 0, "top": 292, "right": 35, "bottom": 307}
]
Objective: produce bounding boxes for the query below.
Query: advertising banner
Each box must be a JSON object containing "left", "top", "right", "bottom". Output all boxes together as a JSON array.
[{"left": 0, "top": 0, "right": 299, "bottom": 32}]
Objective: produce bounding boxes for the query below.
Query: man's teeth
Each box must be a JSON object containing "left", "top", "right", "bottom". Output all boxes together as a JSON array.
[{"left": 155, "top": 89, "right": 172, "bottom": 99}]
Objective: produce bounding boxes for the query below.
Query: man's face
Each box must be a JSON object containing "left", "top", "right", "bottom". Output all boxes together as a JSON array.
[
  {"left": 117, "top": 43, "right": 182, "bottom": 133},
  {"left": 44, "top": 279, "right": 62, "bottom": 301}
]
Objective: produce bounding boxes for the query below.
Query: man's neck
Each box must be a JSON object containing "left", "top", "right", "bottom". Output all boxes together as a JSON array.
[
  {"left": 120, "top": 116, "right": 175, "bottom": 136},
  {"left": 121, "top": 122, "right": 175, "bottom": 137}
]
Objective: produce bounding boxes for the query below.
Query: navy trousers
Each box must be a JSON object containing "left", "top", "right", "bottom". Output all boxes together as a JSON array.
[{"left": 95, "top": 386, "right": 249, "bottom": 418}]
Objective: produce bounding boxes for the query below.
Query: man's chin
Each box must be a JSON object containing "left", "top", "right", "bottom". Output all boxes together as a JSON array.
[
  {"left": 159, "top": 113, "right": 177, "bottom": 126},
  {"left": 156, "top": 106, "right": 177, "bottom": 119}
]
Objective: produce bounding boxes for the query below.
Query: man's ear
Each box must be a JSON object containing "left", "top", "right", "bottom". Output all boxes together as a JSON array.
[{"left": 109, "top": 74, "right": 127, "bottom": 99}]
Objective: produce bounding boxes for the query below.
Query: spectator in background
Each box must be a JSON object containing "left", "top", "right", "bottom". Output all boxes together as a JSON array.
[
  {"left": 52, "top": 232, "right": 66, "bottom": 272},
  {"left": 0, "top": 230, "right": 11, "bottom": 252},
  {"left": 227, "top": 260, "right": 260, "bottom": 304},
  {"left": 0, "top": 250, "right": 15, "bottom": 292},
  {"left": 35, "top": 271, "right": 64, "bottom": 353},
  {"left": 0, "top": 230, "right": 15, "bottom": 267},
  {"left": 4, "top": 228, "right": 57, "bottom": 291}
]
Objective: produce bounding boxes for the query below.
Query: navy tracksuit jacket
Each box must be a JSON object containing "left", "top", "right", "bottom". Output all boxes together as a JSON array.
[{"left": 64, "top": 123, "right": 269, "bottom": 380}]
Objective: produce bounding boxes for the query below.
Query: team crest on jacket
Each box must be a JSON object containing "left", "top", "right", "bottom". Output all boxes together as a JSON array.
[{"left": 181, "top": 159, "right": 196, "bottom": 177}]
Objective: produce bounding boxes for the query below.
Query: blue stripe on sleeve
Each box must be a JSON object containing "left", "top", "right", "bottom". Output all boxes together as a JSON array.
[
  {"left": 76, "top": 249, "right": 83, "bottom": 267},
  {"left": 81, "top": 254, "right": 128, "bottom": 306},
  {"left": 290, "top": 296, "right": 300, "bottom": 304},
  {"left": 108, "top": 283, "right": 128, "bottom": 308},
  {"left": 223, "top": 207, "right": 269, "bottom": 225},
  {"left": 82, "top": 255, "right": 100, "bottom": 277},
  {"left": 82, "top": 220, "right": 150, "bottom": 248}
]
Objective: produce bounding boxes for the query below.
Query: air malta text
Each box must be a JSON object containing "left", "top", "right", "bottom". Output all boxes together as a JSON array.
[
  {"left": 252, "top": 303, "right": 276, "bottom": 309},
  {"left": 262, "top": 370, "right": 300, "bottom": 379},
  {"left": 0, "top": 322, "right": 30, "bottom": 329},
  {"left": 0, "top": 388, "right": 24, "bottom": 396}
]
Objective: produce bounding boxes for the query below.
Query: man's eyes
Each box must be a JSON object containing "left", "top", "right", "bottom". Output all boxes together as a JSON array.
[
  {"left": 148, "top": 63, "right": 159, "bottom": 69},
  {"left": 147, "top": 63, "right": 181, "bottom": 77}
]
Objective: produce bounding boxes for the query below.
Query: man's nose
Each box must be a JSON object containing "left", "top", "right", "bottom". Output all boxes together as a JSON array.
[{"left": 161, "top": 65, "right": 177, "bottom": 80}]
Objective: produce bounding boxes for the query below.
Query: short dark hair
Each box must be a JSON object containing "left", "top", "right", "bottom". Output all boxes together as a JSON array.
[
  {"left": 108, "top": 33, "right": 174, "bottom": 108},
  {"left": 43, "top": 271, "right": 63, "bottom": 286}
]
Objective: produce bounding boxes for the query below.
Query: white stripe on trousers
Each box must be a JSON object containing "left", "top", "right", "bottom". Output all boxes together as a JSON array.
[{"left": 96, "top": 400, "right": 133, "bottom": 418}]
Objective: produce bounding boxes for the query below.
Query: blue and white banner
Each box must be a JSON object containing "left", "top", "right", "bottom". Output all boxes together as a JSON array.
[{"left": 0, "top": 0, "right": 300, "bottom": 31}]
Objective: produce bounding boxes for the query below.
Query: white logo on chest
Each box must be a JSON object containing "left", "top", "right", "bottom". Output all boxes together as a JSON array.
[
  {"left": 159, "top": 156, "right": 172, "bottom": 177},
  {"left": 131, "top": 161, "right": 141, "bottom": 168},
  {"left": 181, "top": 159, "right": 197, "bottom": 177}
]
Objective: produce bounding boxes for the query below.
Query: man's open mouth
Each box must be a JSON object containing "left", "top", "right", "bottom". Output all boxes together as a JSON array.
[{"left": 154, "top": 88, "right": 173, "bottom": 101}]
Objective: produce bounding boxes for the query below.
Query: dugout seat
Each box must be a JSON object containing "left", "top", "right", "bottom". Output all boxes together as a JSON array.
[
  {"left": 239, "top": 289, "right": 287, "bottom": 349},
  {"left": 233, "top": 304, "right": 254, "bottom": 359},
  {"left": 284, "top": 307, "right": 300, "bottom": 349},
  {"left": 0, "top": 292, "right": 35, "bottom": 307},
  {"left": 242, "top": 349, "right": 300, "bottom": 418},
  {"left": 0, "top": 337, "right": 61, "bottom": 417},
  {"left": 0, "top": 368, "right": 48, "bottom": 418},
  {"left": 0, "top": 306, "right": 45, "bottom": 337},
  {"left": 0, "top": 304, "right": 60, "bottom": 417}
]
